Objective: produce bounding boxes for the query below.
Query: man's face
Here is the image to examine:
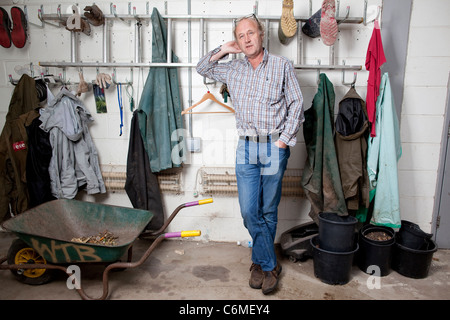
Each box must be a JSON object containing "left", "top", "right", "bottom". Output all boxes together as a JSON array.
[{"left": 235, "top": 18, "right": 263, "bottom": 59}]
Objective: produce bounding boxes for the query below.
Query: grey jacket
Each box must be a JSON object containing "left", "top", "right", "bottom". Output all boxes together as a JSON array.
[{"left": 39, "top": 88, "right": 105, "bottom": 199}]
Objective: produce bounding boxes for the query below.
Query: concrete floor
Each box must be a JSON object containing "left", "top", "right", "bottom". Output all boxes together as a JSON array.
[{"left": 0, "top": 231, "right": 449, "bottom": 301}]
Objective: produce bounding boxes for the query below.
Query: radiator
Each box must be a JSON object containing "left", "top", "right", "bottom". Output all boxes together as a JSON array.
[
  {"left": 196, "top": 167, "right": 304, "bottom": 197},
  {"left": 101, "top": 165, "right": 182, "bottom": 193}
]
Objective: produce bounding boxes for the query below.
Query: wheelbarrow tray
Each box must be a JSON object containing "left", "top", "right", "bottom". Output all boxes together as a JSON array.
[{"left": 2, "top": 199, "right": 153, "bottom": 264}]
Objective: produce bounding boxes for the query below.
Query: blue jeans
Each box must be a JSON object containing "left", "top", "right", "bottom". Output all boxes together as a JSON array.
[{"left": 235, "top": 137, "right": 290, "bottom": 271}]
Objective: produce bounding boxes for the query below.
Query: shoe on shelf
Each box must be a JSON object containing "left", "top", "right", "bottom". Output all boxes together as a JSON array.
[
  {"left": 278, "top": 0, "right": 297, "bottom": 44},
  {"left": 320, "top": 0, "right": 338, "bottom": 46},
  {"left": 0, "top": 7, "right": 12, "bottom": 48},
  {"left": 10, "top": 6, "right": 28, "bottom": 48}
]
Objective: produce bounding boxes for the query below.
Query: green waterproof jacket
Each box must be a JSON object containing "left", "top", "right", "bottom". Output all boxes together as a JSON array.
[
  {"left": 302, "top": 74, "right": 347, "bottom": 223},
  {"left": 137, "top": 8, "right": 185, "bottom": 173}
]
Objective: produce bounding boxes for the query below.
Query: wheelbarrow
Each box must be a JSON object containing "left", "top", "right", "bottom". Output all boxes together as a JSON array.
[{"left": 0, "top": 197, "right": 213, "bottom": 300}]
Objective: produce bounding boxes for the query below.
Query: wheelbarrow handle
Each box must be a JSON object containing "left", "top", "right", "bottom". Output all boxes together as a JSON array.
[
  {"left": 164, "top": 230, "right": 201, "bottom": 238},
  {"left": 184, "top": 198, "right": 213, "bottom": 207},
  {"left": 140, "top": 198, "right": 213, "bottom": 239}
]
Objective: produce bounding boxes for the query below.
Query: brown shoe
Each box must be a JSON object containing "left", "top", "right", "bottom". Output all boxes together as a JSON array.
[
  {"left": 262, "top": 264, "right": 282, "bottom": 295},
  {"left": 249, "top": 263, "right": 264, "bottom": 289}
]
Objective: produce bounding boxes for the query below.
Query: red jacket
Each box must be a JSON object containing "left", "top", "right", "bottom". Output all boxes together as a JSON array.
[{"left": 365, "top": 20, "right": 386, "bottom": 137}]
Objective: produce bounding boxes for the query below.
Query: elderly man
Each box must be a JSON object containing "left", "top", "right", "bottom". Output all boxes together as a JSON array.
[{"left": 196, "top": 14, "right": 304, "bottom": 294}]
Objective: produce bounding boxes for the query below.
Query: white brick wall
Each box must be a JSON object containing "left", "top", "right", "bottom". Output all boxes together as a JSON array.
[
  {"left": 1, "top": 0, "right": 445, "bottom": 240},
  {"left": 399, "top": 0, "right": 450, "bottom": 232}
]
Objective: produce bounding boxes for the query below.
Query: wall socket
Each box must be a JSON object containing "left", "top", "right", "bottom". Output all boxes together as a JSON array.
[{"left": 187, "top": 137, "right": 201, "bottom": 152}]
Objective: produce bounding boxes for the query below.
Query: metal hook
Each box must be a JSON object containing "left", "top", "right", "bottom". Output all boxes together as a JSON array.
[
  {"left": 112, "top": 67, "right": 133, "bottom": 86},
  {"left": 8, "top": 74, "right": 17, "bottom": 85},
  {"left": 337, "top": 6, "right": 350, "bottom": 25},
  {"left": 59, "top": 69, "right": 68, "bottom": 86},
  {"left": 24, "top": 5, "right": 44, "bottom": 28},
  {"left": 342, "top": 60, "right": 357, "bottom": 86},
  {"left": 111, "top": 3, "right": 128, "bottom": 25},
  {"left": 364, "top": 1, "right": 382, "bottom": 26},
  {"left": 38, "top": 5, "right": 62, "bottom": 28}
]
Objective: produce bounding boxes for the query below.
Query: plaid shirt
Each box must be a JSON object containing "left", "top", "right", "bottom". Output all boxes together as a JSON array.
[{"left": 196, "top": 47, "right": 304, "bottom": 146}]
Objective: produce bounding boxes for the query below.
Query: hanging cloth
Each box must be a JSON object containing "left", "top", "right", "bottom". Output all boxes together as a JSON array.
[
  {"left": 136, "top": 8, "right": 185, "bottom": 173},
  {"left": 302, "top": 73, "right": 347, "bottom": 224},
  {"left": 25, "top": 114, "right": 56, "bottom": 208},
  {"left": 366, "top": 73, "right": 402, "bottom": 228},
  {"left": 125, "top": 111, "right": 164, "bottom": 231},
  {"left": 0, "top": 74, "right": 40, "bottom": 220},
  {"left": 335, "top": 87, "right": 370, "bottom": 216},
  {"left": 39, "top": 88, "right": 106, "bottom": 199},
  {"left": 365, "top": 20, "right": 386, "bottom": 137}
]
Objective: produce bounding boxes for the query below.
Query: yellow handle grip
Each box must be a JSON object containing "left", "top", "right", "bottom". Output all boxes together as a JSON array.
[
  {"left": 181, "top": 230, "right": 202, "bottom": 237},
  {"left": 198, "top": 198, "right": 213, "bottom": 205}
]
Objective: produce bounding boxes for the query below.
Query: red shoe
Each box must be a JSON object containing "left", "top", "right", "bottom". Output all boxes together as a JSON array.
[
  {"left": 10, "top": 6, "right": 27, "bottom": 48},
  {"left": 0, "top": 7, "right": 12, "bottom": 48}
]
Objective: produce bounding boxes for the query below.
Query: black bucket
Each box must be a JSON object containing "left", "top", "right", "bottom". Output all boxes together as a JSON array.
[
  {"left": 357, "top": 225, "right": 395, "bottom": 276},
  {"left": 397, "top": 220, "right": 432, "bottom": 250},
  {"left": 318, "top": 212, "right": 357, "bottom": 252},
  {"left": 311, "top": 235, "right": 359, "bottom": 285},
  {"left": 392, "top": 238, "right": 437, "bottom": 279}
]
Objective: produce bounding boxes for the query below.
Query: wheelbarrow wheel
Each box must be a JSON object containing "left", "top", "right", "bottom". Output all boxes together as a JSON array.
[{"left": 7, "top": 239, "right": 54, "bottom": 285}]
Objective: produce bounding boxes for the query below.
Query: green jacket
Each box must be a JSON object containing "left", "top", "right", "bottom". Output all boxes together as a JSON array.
[
  {"left": 137, "top": 8, "right": 185, "bottom": 173},
  {"left": 0, "top": 74, "right": 40, "bottom": 220},
  {"left": 302, "top": 74, "right": 347, "bottom": 223}
]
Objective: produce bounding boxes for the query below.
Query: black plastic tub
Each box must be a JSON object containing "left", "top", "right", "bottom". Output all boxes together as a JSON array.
[
  {"left": 360, "top": 224, "right": 395, "bottom": 245},
  {"left": 392, "top": 238, "right": 437, "bottom": 279},
  {"left": 318, "top": 212, "right": 358, "bottom": 252},
  {"left": 357, "top": 225, "right": 395, "bottom": 276},
  {"left": 311, "top": 235, "right": 359, "bottom": 285},
  {"left": 397, "top": 220, "right": 432, "bottom": 250}
]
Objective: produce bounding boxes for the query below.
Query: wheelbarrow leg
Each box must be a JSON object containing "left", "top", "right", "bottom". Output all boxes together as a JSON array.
[
  {"left": 76, "top": 234, "right": 166, "bottom": 300},
  {"left": 127, "top": 245, "right": 133, "bottom": 262}
]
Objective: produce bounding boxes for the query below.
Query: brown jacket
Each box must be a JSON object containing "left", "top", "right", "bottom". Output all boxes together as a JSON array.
[
  {"left": 335, "top": 87, "right": 370, "bottom": 211},
  {"left": 0, "top": 74, "right": 40, "bottom": 221}
]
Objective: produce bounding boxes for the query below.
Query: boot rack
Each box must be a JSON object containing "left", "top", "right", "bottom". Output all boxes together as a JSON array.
[
  {"left": 8, "top": 0, "right": 383, "bottom": 92},
  {"left": 30, "top": 0, "right": 380, "bottom": 78}
]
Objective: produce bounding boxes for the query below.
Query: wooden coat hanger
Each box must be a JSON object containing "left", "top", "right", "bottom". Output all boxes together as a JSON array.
[{"left": 182, "top": 91, "right": 235, "bottom": 115}]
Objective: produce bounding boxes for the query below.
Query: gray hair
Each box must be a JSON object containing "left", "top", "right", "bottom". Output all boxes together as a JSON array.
[{"left": 233, "top": 14, "right": 265, "bottom": 40}]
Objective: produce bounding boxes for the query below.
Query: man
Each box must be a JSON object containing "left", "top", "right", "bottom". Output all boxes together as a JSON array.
[{"left": 196, "top": 14, "right": 304, "bottom": 294}]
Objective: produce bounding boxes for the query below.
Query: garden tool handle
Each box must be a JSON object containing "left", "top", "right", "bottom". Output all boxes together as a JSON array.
[
  {"left": 164, "top": 230, "right": 202, "bottom": 238},
  {"left": 184, "top": 198, "right": 213, "bottom": 207}
]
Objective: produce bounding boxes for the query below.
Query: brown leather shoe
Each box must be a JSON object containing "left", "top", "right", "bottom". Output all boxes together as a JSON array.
[
  {"left": 249, "top": 263, "right": 264, "bottom": 289},
  {"left": 262, "top": 264, "right": 282, "bottom": 294}
]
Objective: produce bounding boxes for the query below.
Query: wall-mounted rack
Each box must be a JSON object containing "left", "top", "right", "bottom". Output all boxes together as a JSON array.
[{"left": 36, "top": 0, "right": 378, "bottom": 74}]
